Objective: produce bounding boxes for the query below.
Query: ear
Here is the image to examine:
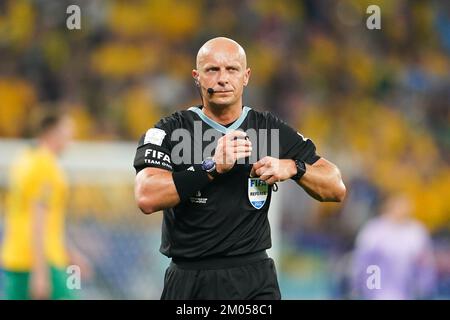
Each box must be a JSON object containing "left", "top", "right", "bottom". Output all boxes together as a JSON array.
[
  {"left": 192, "top": 69, "right": 199, "bottom": 86},
  {"left": 243, "top": 68, "right": 251, "bottom": 86}
]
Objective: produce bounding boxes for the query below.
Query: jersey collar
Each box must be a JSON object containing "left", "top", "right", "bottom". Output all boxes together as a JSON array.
[{"left": 188, "top": 105, "right": 251, "bottom": 134}]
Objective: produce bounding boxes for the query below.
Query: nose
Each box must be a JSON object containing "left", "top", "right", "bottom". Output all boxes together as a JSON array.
[{"left": 217, "top": 69, "right": 229, "bottom": 87}]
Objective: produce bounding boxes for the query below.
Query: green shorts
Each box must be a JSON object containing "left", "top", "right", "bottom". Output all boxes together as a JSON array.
[{"left": 2, "top": 265, "right": 77, "bottom": 300}]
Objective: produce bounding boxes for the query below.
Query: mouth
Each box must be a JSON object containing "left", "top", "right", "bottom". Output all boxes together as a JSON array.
[{"left": 214, "top": 90, "right": 233, "bottom": 94}]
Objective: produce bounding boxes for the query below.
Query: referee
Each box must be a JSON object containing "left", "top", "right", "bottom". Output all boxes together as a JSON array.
[{"left": 133, "top": 37, "right": 346, "bottom": 300}]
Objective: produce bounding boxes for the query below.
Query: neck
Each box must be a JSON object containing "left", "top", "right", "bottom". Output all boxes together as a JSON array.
[
  {"left": 384, "top": 213, "right": 409, "bottom": 224},
  {"left": 202, "top": 100, "right": 243, "bottom": 125},
  {"left": 38, "top": 138, "right": 58, "bottom": 156}
]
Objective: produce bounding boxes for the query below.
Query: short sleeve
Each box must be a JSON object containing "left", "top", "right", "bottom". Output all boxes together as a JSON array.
[
  {"left": 133, "top": 121, "right": 174, "bottom": 174},
  {"left": 22, "top": 156, "right": 49, "bottom": 205},
  {"left": 268, "top": 113, "right": 320, "bottom": 165}
]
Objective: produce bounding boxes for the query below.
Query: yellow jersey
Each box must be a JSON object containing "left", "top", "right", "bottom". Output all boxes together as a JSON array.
[{"left": 1, "top": 146, "right": 69, "bottom": 271}]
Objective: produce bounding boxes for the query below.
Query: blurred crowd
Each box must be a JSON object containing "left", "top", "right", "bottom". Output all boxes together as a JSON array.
[
  {"left": 1, "top": 0, "right": 447, "bottom": 228},
  {"left": 0, "top": 0, "right": 449, "bottom": 298}
]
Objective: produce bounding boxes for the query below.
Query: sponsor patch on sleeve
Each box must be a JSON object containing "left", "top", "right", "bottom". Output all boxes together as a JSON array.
[
  {"left": 133, "top": 144, "right": 173, "bottom": 173},
  {"left": 144, "top": 128, "right": 167, "bottom": 146}
]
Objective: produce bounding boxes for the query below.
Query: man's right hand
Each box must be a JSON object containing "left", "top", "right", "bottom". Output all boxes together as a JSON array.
[{"left": 213, "top": 130, "right": 252, "bottom": 174}]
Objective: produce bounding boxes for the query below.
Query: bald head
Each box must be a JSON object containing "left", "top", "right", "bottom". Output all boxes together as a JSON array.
[
  {"left": 196, "top": 37, "right": 247, "bottom": 69},
  {"left": 193, "top": 37, "right": 251, "bottom": 110}
]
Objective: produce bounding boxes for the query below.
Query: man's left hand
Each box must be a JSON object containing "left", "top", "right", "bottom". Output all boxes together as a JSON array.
[{"left": 250, "top": 157, "right": 297, "bottom": 185}]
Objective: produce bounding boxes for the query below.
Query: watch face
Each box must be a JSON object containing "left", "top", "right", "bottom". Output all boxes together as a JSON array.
[{"left": 202, "top": 158, "right": 215, "bottom": 171}]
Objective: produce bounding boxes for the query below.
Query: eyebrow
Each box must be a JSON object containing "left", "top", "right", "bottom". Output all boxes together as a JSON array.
[{"left": 203, "top": 64, "right": 241, "bottom": 70}]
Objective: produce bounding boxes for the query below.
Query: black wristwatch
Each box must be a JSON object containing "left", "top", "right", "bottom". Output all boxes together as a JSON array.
[
  {"left": 201, "top": 157, "right": 220, "bottom": 178},
  {"left": 291, "top": 159, "right": 306, "bottom": 181}
]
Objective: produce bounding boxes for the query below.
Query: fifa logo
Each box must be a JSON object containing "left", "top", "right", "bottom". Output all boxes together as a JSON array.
[
  {"left": 249, "top": 179, "right": 267, "bottom": 188},
  {"left": 145, "top": 149, "right": 171, "bottom": 162}
]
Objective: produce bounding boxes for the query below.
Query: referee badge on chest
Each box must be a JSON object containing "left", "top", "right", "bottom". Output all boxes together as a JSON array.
[{"left": 248, "top": 178, "right": 269, "bottom": 209}]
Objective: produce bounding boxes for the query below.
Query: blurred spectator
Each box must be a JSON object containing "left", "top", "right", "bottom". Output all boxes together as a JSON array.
[
  {"left": 1, "top": 111, "right": 91, "bottom": 299},
  {"left": 351, "top": 194, "right": 436, "bottom": 299}
]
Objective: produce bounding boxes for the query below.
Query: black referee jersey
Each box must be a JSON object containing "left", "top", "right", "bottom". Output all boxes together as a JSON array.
[{"left": 133, "top": 105, "right": 320, "bottom": 260}]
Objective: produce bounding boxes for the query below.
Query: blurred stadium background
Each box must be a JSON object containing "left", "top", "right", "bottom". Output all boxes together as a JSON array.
[{"left": 0, "top": 0, "right": 449, "bottom": 299}]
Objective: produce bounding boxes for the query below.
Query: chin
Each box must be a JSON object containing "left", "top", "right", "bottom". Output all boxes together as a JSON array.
[{"left": 210, "top": 98, "right": 236, "bottom": 107}]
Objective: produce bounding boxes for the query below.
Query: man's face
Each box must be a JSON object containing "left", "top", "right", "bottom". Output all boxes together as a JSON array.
[
  {"left": 383, "top": 195, "right": 413, "bottom": 221},
  {"left": 51, "top": 117, "right": 74, "bottom": 154},
  {"left": 193, "top": 43, "right": 250, "bottom": 108}
]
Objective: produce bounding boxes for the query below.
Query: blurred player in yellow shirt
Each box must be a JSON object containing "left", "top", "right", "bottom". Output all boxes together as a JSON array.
[{"left": 1, "top": 112, "right": 89, "bottom": 299}]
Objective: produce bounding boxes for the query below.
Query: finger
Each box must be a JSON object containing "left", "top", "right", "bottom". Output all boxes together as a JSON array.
[
  {"left": 232, "top": 145, "right": 253, "bottom": 153},
  {"left": 231, "top": 139, "right": 252, "bottom": 147},
  {"left": 222, "top": 138, "right": 249, "bottom": 152},
  {"left": 259, "top": 174, "right": 272, "bottom": 182},
  {"left": 255, "top": 165, "right": 275, "bottom": 177},
  {"left": 235, "top": 151, "right": 252, "bottom": 160},
  {"left": 254, "top": 157, "right": 272, "bottom": 170},
  {"left": 224, "top": 130, "right": 247, "bottom": 141},
  {"left": 252, "top": 161, "right": 265, "bottom": 172},
  {"left": 266, "top": 176, "right": 279, "bottom": 185},
  {"left": 250, "top": 166, "right": 256, "bottom": 177}
]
